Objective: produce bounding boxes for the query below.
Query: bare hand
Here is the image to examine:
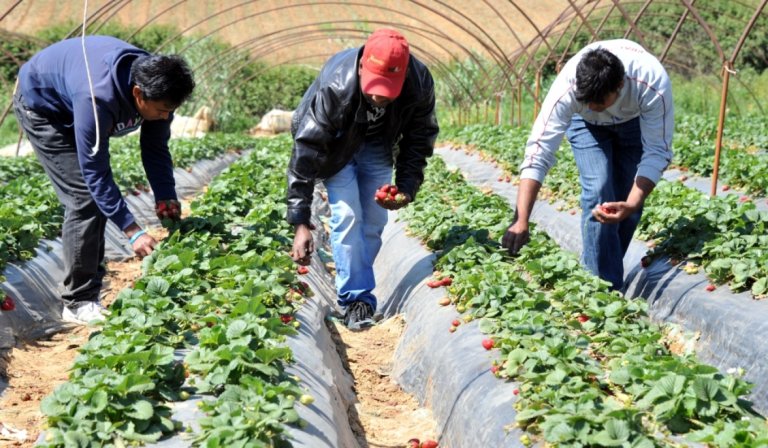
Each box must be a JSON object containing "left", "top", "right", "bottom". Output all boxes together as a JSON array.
[
  {"left": 290, "top": 224, "right": 315, "bottom": 266},
  {"left": 132, "top": 232, "right": 158, "bottom": 258},
  {"left": 591, "top": 202, "right": 638, "bottom": 224},
  {"left": 501, "top": 219, "right": 530, "bottom": 256},
  {"left": 376, "top": 192, "right": 411, "bottom": 210}
]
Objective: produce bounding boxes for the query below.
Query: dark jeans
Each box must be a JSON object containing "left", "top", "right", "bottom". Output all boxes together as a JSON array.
[
  {"left": 13, "top": 93, "right": 107, "bottom": 304},
  {"left": 566, "top": 115, "right": 644, "bottom": 291}
]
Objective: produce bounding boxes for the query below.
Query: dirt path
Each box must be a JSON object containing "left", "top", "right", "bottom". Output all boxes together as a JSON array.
[{"left": 330, "top": 316, "right": 438, "bottom": 448}]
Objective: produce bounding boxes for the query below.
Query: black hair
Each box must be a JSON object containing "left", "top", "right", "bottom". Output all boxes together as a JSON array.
[
  {"left": 131, "top": 55, "right": 195, "bottom": 107},
  {"left": 574, "top": 48, "right": 625, "bottom": 104}
]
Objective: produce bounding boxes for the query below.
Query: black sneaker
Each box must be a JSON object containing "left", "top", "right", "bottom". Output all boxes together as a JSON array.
[{"left": 343, "top": 301, "right": 374, "bottom": 330}]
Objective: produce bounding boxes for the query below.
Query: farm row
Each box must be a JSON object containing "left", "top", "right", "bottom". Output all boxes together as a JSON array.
[{"left": 441, "top": 119, "right": 768, "bottom": 299}]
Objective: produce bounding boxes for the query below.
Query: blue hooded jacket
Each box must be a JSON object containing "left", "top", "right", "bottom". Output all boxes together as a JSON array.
[{"left": 17, "top": 35, "right": 176, "bottom": 230}]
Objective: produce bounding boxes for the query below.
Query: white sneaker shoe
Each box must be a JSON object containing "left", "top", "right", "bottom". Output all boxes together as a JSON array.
[{"left": 62, "top": 301, "right": 110, "bottom": 325}]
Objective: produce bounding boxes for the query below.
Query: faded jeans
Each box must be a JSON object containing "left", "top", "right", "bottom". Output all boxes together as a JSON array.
[
  {"left": 566, "top": 115, "right": 644, "bottom": 290},
  {"left": 13, "top": 92, "right": 107, "bottom": 304},
  {"left": 323, "top": 140, "right": 393, "bottom": 310}
]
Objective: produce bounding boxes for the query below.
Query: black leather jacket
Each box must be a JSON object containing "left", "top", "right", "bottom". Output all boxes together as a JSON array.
[{"left": 286, "top": 47, "right": 439, "bottom": 225}]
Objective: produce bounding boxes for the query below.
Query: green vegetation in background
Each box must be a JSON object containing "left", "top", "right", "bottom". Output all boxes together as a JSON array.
[
  {"left": 0, "top": 21, "right": 315, "bottom": 139},
  {"left": 0, "top": 90, "right": 20, "bottom": 147}
]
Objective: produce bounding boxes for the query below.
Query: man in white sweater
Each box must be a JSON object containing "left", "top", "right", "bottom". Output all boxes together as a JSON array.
[{"left": 502, "top": 39, "right": 674, "bottom": 290}]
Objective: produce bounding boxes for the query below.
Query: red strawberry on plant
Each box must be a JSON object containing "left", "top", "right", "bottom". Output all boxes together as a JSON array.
[
  {"left": 421, "top": 440, "right": 439, "bottom": 448},
  {"left": 297, "top": 266, "right": 309, "bottom": 275},
  {"left": 513, "top": 388, "right": 520, "bottom": 395},
  {"left": 1, "top": 296, "right": 15, "bottom": 311},
  {"left": 451, "top": 319, "right": 461, "bottom": 327},
  {"left": 407, "top": 439, "right": 420, "bottom": 448},
  {"left": 441, "top": 277, "right": 453, "bottom": 286},
  {"left": 577, "top": 314, "right": 590, "bottom": 323},
  {"left": 705, "top": 284, "right": 716, "bottom": 292},
  {"left": 490, "top": 365, "right": 499, "bottom": 374},
  {"left": 722, "top": 184, "right": 730, "bottom": 191},
  {"left": 280, "top": 314, "right": 293, "bottom": 324},
  {"left": 482, "top": 338, "right": 494, "bottom": 350},
  {"left": 426, "top": 280, "right": 441, "bottom": 288}
]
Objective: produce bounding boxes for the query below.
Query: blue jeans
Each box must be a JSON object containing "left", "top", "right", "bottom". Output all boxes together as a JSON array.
[
  {"left": 323, "top": 140, "right": 393, "bottom": 309},
  {"left": 566, "top": 115, "right": 644, "bottom": 290}
]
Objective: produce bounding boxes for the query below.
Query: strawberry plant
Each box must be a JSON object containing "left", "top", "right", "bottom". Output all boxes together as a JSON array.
[{"left": 397, "top": 157, "right": 768, "bottom": 446}]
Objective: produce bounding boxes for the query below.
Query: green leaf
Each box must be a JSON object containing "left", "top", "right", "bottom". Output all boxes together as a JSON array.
[
  {"left": 63, "top": 430, "right": 91, "bottom": 447},
  {"left": 692, "top": 377, "right": 720, "bottom": 401},
  {"left": 226, "top": 319, "right": 248, "bottom": 339},
  {"left": 146, "top": 277, "right": 171, "bottom": 296},
  {"left": 591, "top": 419, "right": 631, "bottom": 446},
  {"left": 126, "top": 400, "right": 154, "bottom": 420},
  {"left": 90, "top": 389, "right": 109, "bottom": 413},
  {"left": 40, "top": 395, "right": 67, "bottom": 416},
  {"left": 545, "top": 368, "right": 568, "bottom": 385},
  {"left": 515, "top": 408, "right": 548, "bottom": 421}
]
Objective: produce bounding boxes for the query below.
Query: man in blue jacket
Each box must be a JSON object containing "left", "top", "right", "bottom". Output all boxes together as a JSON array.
[
  {"left": 287, "top": 29, "right": 439, "bottom": 329},
  {"left": 13, "top": 36, "right": 195, "bottom": 324}
]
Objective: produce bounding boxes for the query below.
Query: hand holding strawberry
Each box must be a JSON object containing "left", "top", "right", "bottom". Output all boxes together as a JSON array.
[
  {"left": 155, "top": 199, "right": 182, "bottom": 222},
  {"left": 591, "top": 201, "right": 637, "bottom": 224},
  {"left": 375, "top": 184, "right": 411, "bottom": 210}
]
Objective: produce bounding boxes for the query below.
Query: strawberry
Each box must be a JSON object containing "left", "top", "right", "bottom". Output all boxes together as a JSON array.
[
  {"left": 679, "top": 175, "right": 688, "bottom": 182},
  {"left": 375, "top": 190, "right": 388, "bottom": 200},
  {"left": 441, "top": 277, "right": 453, "bottom": 286},
  {"left": 299, "top": 394, "right": 314, "bottom": 405},
  {"left": 407, "top": 439, "right": 420, "bottom": 448},
  {"left": 426, "top": 280, "right": 441, "bottom": 288},
  {"left": 481, "top": 338, "right": 494, "bottom": 350},
  {"left": 640, "top": 256, "right": 651, "bottom": 268},
  {"left": 705, "top": 284, "right": 716, "bottom": 292},
  {"left": 577, "top": 314, "right": 590, "bottom": 323},
  {"left": 722, "top": 184, "right": 730, "bottom": 191},
  {"left": 490, "top": 365, "right": 499, "bottom": 374},
  {"left": 449, "top": 326, "right": 457, "bottom": 333},
  {"left": 438, "top": 297, "right": 451, "bottom": 306},
  {"left": 280, "top": 314, "right": 293, "bottom": 324},
  {"left": 513, "top": 388, "right": 520, "bottom": 395},
  {"left": 598, "top": 205, "right": 618, "bottom": 214},
  {"left": 739, "top": 195, "right": 750, "bottom": 203},
  {"left": 1, "top": 296, "right": 15, "bottom": 311},
  {"left": 388, "top": 185, "right": 398, "bottom": 194},
  {"left": 394, "top": 193, "right": 408, "bottom": 205},
  {"left": 451, "top": 319, "right": 461, "bottom": 327},
  {"left": 422, "top": 441, "right": 439, "bottom": 448},
  {"left": 297, "top": 266, "right": 309, "bottom": 275},
  {"left": 379, "top": 184, "right": 390, "bottom": 193}
]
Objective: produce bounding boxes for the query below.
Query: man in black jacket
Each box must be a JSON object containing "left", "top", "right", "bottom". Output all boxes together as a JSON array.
[{"left": 287, "top": 29, "right": 439, "bottom": 329}]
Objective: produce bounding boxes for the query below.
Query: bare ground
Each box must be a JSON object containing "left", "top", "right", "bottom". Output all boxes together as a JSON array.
[{"left": 330, "top": 316, "right": 437, "bottom": 448}]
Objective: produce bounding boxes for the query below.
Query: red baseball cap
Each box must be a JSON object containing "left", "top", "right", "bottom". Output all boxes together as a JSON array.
[{"left": 360, "top": 29, "right": 410, "bottom": 99}]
